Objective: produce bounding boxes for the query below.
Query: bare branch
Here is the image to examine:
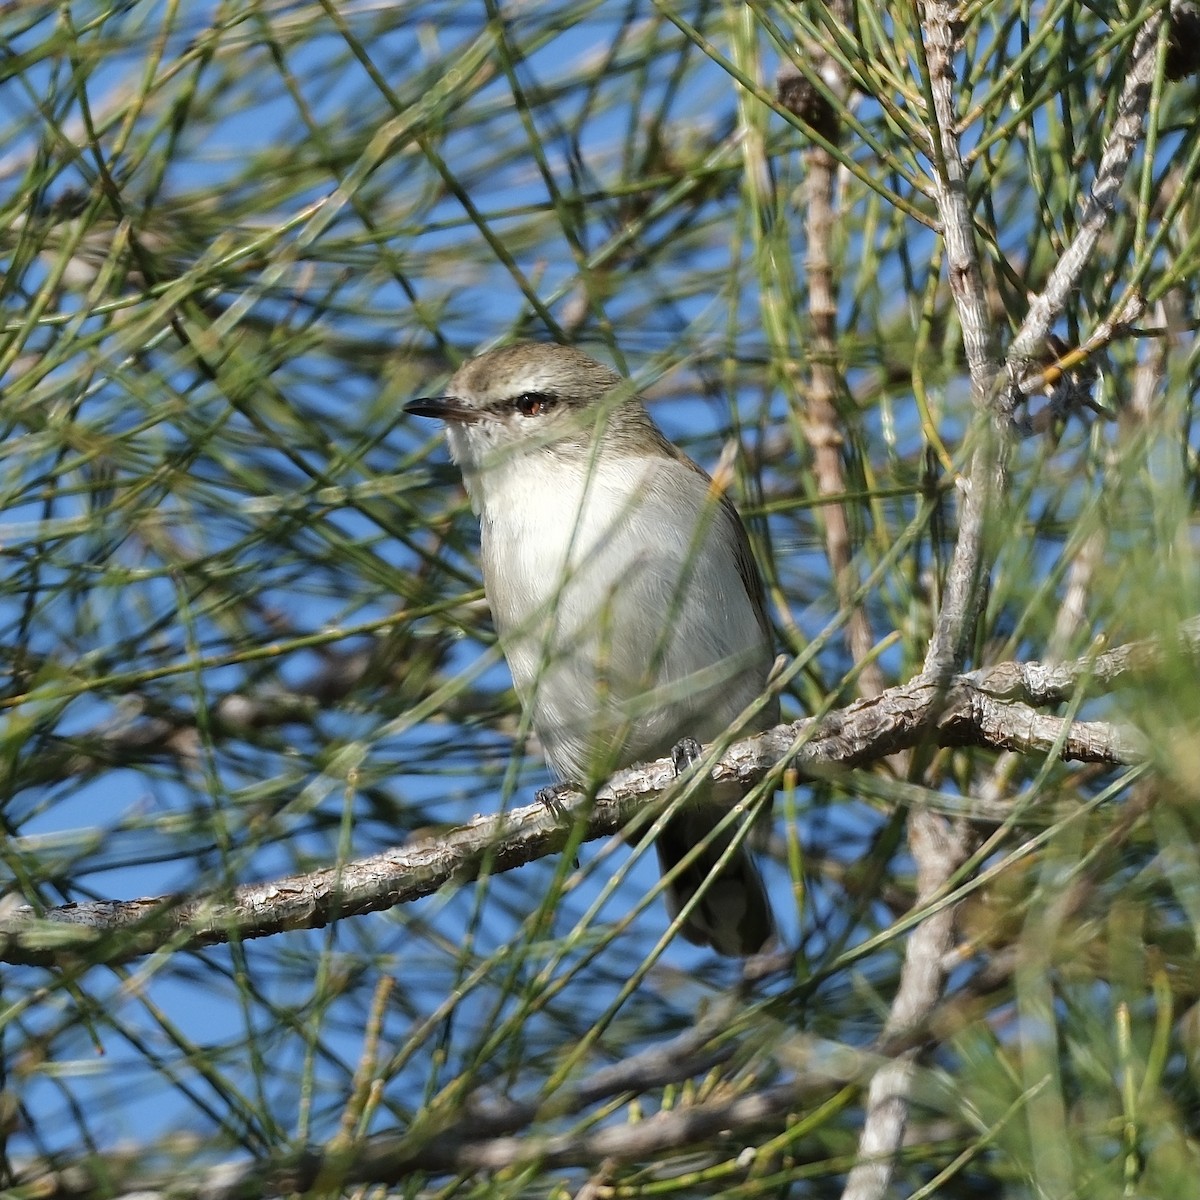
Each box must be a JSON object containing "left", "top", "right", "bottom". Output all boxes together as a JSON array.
[
  {"left": 1008, "top": 11, "right": 1165, "bottom": 370},
  {"left": 778, "top": 7, "right": 885, "bottom": 699},
  {"left": 15, "top": 1030, "right": 906, "bottom": 1198},
  {"left": 918, "top": 3, "right": 1000, "bottom": 395},
  {"left": 902, "top": 71, "right": 1165, "bottom": 1200},
  {"left": 917, "top": 0, "right": 1006, "bottom": 681},
  {"left": 843, "top": 808, "right": 966, "bottom": 1200},
  {"left": 1, "top": 623, "right": 1183, "bottom": 967}
]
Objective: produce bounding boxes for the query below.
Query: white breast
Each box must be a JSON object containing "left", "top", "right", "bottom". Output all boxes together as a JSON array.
[{"left": 473, "top": 448, "right": 771, "bottom": 782}]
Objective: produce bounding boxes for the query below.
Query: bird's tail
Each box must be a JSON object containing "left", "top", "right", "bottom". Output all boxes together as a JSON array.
[{"left": 655, "top": 804, "right": 775, "bottom": 956}]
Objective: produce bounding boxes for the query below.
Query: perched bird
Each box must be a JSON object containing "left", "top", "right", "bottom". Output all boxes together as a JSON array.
[{"left": 406, "top": 342, "right": 777, "bottom": 954}]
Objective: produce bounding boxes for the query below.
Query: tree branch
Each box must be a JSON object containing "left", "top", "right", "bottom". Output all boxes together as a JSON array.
[
  {"left": 1, "top": 626, "right": 1185, "bottom": 967},
  {"left": 14, "top": 1028, "right": 912, "bottom": 1198},
  {"left": 778, "top": 4, "right": 885, "bottom": 700},
  {"left": 843, "top": 12, "right": 1163, "bottom": 1191},
  {"left": 1007, "top": 10, "right": 1164, "bottom": 370},
  {"left": 917, "top": 0, "right": 1005, "bottom": 683}
]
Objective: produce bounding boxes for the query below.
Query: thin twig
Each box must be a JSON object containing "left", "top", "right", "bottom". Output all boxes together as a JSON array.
[
  {"left": 779, "top": 15, "right": 884, "bottom": 697},
  {"left": 1007, "top": 12, "right": 1165, "bottom": 371}
]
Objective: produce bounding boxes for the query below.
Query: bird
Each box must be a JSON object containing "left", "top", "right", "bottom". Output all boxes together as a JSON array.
[{"left": 406, "top": 341, "right": 777, "bottom": 955}]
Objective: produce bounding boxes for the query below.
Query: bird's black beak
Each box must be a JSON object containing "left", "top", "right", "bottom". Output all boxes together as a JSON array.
[{"left": 404, "top": 396, "right": 478, "bottom": 423}]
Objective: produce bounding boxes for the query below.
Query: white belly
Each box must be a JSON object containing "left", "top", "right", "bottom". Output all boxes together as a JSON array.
[{"left": 477, "top": 452, "right": 771, "bottom": 782}]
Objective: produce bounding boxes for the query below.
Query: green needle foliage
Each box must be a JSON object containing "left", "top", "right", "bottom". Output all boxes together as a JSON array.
[{"left": 1, "top": 1, "right": 1199, "bottom": 1196}]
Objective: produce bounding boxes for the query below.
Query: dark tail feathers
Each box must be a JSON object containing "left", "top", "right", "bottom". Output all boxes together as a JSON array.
[{"left": 655, "top": 807, "right": 774, "bottom": 956}]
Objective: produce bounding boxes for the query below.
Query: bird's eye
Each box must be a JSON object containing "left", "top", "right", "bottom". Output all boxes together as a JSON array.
[{"left": 513, "top": 391, "right": 557, "bottom": 417}]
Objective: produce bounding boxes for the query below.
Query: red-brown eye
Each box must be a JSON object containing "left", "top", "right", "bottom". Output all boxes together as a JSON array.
[{"left": 514, "top": 392, "right": 557, "bottom": 417}]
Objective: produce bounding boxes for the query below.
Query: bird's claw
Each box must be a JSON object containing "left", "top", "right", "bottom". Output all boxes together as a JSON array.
[
  {"left": 670, "top": 736, "right": 704, "bottom": 777},
  {"left": 536, "top": 782, "right": 573, "bottom": 822},
  {"left": 536, "top": 782, "right": 580, "bottom": 868}
]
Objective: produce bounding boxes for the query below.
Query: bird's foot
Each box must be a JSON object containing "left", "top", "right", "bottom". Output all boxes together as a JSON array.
[
  {"left": 536, "top": 782, "right": 574, "bottom": 822},
  {"left": 536, "top": 782, "right": 580, "bottom": 867},
  {"left": 670, "top": 736, "right": 704, "bottom": 777}
]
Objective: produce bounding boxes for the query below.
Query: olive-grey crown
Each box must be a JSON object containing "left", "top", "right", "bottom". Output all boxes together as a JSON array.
[
  {"left": 405, "top": 342, "right": 668, "bottom": 460},
  {"left": 446, "top": 341, "right": 624, "bottom": 415}
]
